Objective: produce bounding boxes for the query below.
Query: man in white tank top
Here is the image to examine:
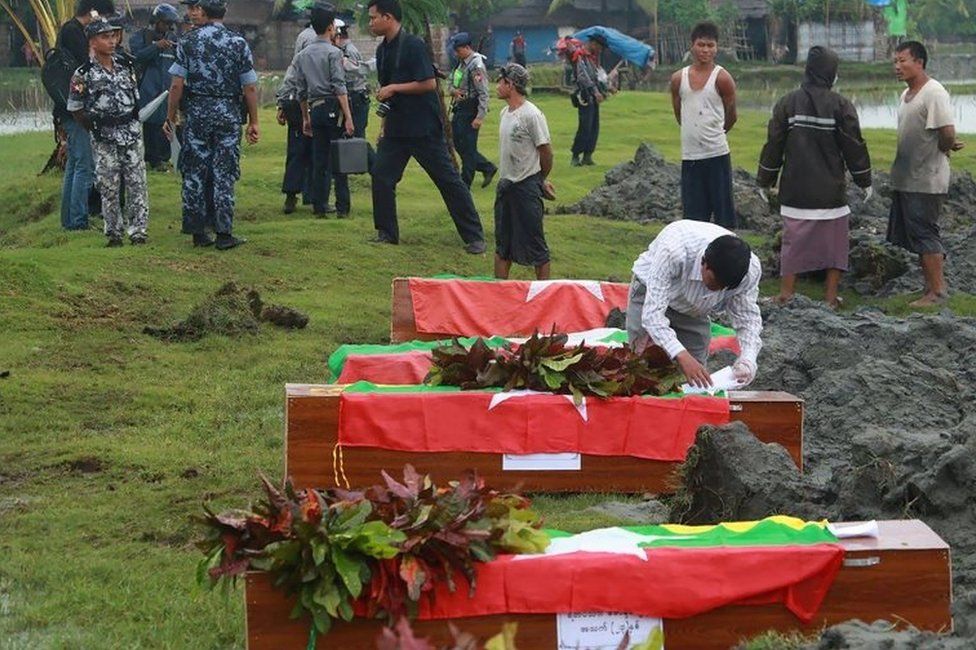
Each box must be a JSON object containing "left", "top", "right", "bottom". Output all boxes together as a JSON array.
[{"left": 669, "top": 21, "right": 738, "bottom": 228}]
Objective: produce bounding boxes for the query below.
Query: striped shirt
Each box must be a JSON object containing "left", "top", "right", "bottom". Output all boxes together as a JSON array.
[{"left": 631, "top": 221, "right": 763, "bottom": 370}]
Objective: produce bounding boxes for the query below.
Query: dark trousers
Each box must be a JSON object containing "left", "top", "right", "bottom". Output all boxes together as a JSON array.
[
  {"left": 348, "top": 91, "right": 375, "bottom": 169},
  {"left": 143, "top": 122, "right": 171, "bottom": 167},
  {"left": 310, "top": 103, "right": 350, "bottom": 213},
  {"left": 452, "top": 108, "right": 496, "bottom": 187},
  {"left": 625, "top": 277, "right": 711, "bottom": 365},
  {"left": 371, "top": 134, "right": 485, "bottom": 245},
  {"left": 681, "top": 154, "right": 736, "bottom": 228},
  {"left": 571, "top": 100, "right": 599, "bottom": 156},
  {"left": 281, "top": 100, "right": 312, "bottom": 201}
]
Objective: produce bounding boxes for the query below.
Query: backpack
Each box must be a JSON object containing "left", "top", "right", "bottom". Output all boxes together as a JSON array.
[{"left": 41, "top": 46, "right": 80, "bottom": 112}]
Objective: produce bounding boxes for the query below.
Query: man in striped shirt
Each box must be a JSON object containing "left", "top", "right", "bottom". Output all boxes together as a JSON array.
[{"left": 625, "top": 221, "right": 763, "bottom": 388}]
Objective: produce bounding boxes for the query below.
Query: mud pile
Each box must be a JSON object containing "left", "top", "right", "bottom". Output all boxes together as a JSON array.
[
  {"left": 569, "top": 143, "right": 976, "bottom": 297},
  {"left": 672, "top": 298, "right": 976, "bottom": 647},
  {"left": 143, "top": 282, "right": 309, "bottom": 342}
]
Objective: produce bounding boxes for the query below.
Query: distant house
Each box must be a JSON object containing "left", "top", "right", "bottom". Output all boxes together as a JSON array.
[{"left": 711, "top": 0, "right": 770, "bottom": 59}]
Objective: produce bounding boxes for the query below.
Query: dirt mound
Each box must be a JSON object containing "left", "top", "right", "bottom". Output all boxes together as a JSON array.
[
  {"left": 144, "top": 282, "right": 309, "bottom": 342},
  {"left": 669, "top": 298, "right": 976, "bottom": 646}
]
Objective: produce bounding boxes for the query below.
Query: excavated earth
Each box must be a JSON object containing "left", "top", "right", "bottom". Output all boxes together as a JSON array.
[
  {"left": 565, "top": 143, "right": 976, "bottom": 297},
  {"left": 667, "top": 300, "right": 976, "bottom": 648}
]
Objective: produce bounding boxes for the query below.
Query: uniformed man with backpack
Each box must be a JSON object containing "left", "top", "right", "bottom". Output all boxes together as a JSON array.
[
  {"left": 66, "top": 16, "right": 150, "bottom": 246},
  {"left": 448, "top": 32, "right": 497, "bottom": 188},
  {"left": 130, "top": 3, "right": 179, "bottom": 170}
]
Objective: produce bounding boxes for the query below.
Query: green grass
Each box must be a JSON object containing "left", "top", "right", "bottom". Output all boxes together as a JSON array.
[{"left": 0, "top": 91, "right": 974, "bottom": 647}]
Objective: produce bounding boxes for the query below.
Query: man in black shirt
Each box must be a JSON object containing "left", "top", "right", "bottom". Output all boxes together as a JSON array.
[
  {"left": 56, "top": 0, "right": 116, "bottom": 231},
  {"left": 367, "top": 0, "right": 486, "bottom": 253}
]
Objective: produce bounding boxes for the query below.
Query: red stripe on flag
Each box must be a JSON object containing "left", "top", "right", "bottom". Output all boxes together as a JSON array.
[
  {"left": 338, "top": 392, "right": 729, "bottom": 461},
  {"left": 337, "top": 351, "right": 433, "bottom": 385},
  {"left": 409, "top": 278, "right": 630, "bottom": 337},
  {"left": 401, "top": 544, "right": 844, "bottom": 623}
]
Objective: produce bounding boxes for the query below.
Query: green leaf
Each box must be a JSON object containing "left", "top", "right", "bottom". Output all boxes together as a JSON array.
[
  {"left": 311, "top": 538, "right": 327, "bottom": 567},
  {"left": 350, "top": 521, "right": 405, "bottom": 559},
  {"left": 330, "top": 547, "right": 363, "bottom": 598},
  {"left": 540, "top": 353, "right": 583, "bottom": 372}
]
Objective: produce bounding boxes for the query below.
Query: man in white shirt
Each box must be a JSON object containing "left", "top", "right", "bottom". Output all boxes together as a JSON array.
[
  {"left": 626, "top": 221, "right": 763, "bottom": 387},
  {"left": 493, "top": 63, "right": 555, "bottom": 280},
  {"left": 887, "top": 40, "right": 965, "bottom": 307}
]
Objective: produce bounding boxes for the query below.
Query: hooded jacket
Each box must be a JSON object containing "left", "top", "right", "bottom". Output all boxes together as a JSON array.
[{"left": 757, "top": 47, "right": 872, "bottom": 213}]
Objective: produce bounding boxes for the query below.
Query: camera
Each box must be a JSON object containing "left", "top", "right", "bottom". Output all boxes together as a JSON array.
[{"left": 375, "top": 101, "right": 393, "bottom": 118}]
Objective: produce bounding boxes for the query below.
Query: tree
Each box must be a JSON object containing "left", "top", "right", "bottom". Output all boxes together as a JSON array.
[{"left": 0, "top": 0, "right": 74, "bottom": 63}]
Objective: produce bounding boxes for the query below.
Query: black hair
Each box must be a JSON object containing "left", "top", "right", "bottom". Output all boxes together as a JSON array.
[
  {"left": 367, "top": 0, "right": 402, "bottom": 22},
  {"left": 203, "top": 5, "right": 225, "bottom": 18},
  {"left": 896, "top": 40, "right": 928, "bottom": 69},
  {"left": 310, "top": 5, "right": 336, "bottom": 35},
  {"left": 76, "top": 0, "right": 115, "bottom": 16},
  {"left": 703, "top": 235, "right": 752, "bottom": 290},
  {"left": 690, "top": 21, "right": 719, "bottom": 43}
]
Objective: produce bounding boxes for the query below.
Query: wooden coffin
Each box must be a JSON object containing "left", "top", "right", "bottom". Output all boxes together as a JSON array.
[
  {"left": 244, "top": 519, "right": 952, "bottom": 650},
  {"left": 284, "top": 384, "right": 803, "bottom": 492}
]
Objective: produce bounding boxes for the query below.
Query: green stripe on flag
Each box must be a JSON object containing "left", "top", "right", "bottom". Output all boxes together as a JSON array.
[{"left": 328, "top": 336, "right": 509, "bottom": 380}]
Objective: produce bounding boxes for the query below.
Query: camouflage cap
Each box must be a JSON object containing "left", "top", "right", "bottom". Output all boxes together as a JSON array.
[
  {"left": 500, "top": 62, "right": 530, "bottom": 93},
  {"left": 85, "top": 14, "right": 123, "bottom": 39}
]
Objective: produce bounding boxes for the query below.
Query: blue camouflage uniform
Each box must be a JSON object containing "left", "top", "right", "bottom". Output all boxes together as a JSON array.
[
  {"left": 130, "top": 6, "right": 179, "bottom": 167},
  {"left": 169, "top": 19, "right": 257, "bottom": 237}
]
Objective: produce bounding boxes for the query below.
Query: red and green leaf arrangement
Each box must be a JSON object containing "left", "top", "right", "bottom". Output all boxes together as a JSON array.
[
  {"left": 426, "top": 331, "right": 685, "bottom": 402},
  {"left": 195, "top": 466, "right": 548, "bottom": 636}
]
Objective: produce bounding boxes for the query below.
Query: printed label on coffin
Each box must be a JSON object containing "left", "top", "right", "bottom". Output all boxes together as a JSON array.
[
  {"left": 557, "top": 612, "right": 664, "bottom": 649},
  {"left": 502, "top": 452, "right": 582, "bottom": 471}
]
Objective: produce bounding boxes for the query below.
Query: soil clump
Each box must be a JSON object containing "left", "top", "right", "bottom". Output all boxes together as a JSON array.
[
  {"left": 666, "top": 298, "right": 976, "bottom": 647},
  {"left": 143, "top": 282, "right": 308, "bottom": 342}
]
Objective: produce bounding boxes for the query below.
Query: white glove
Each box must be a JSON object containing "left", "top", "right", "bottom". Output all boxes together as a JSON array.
[
  {"left": 732, "top": 359, "right": 756, "bottom": 387},
  {"left": 758, "top": 188, "right": 768, "bottom": 204},
  {"left": 863, "top": 186, "right": 874, "bottom": 202}
]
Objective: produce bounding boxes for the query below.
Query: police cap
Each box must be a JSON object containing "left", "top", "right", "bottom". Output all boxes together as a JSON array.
[
  {"left": 450, "top": 32, "right": 472, "bottom": 50},
  {"left": 152, "top": 3, "right": 180, "bottom": 22},
  {"left": 85, "top": 14, "right": 123, "bottom": 39}
]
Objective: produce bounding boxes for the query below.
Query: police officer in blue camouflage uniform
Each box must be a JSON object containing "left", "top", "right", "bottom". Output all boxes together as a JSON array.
[
  {"left": 448, "top": 32, "right": 497, "bottom": 189},
  {"left": 130, "top": 3, "right": 179, "bottom": 170},
  {"left": 164, "top": 0, "right": 259, "bottom": 250}
]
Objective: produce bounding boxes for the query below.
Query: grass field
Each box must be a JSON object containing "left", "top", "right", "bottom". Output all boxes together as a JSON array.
[{"left": 1, "top": 91, "right": 974, "bottom": 648}]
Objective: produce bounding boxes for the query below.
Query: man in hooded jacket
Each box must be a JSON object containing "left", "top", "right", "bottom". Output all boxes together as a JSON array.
[{"left": 757, "top": 46, "right": 873, "bottom": 309}]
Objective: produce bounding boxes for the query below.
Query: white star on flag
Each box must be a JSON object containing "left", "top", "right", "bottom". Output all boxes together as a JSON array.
[
  {"left": 488, "top": 389, "right": 588, "bottom": 421},
  {"left": 524, "top": 280, "right": 605, "bottom": 303},
  {"left": 512, "top": 527, "right": 696, "bottom": 561}
]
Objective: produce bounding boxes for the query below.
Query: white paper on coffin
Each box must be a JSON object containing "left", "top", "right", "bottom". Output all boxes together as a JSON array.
[
  {"left": 828, "top": 520, "right": 880, "bottom": 539},
  {"left": 502, "top": 452, "right": 582, "bottom": 471},
  {"left": 557, "top": 611, "right": 664, "bottom": 650}
]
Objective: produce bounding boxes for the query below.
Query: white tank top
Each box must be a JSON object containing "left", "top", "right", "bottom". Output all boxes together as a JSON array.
[{"left": 679, "top": 65, "right": 730, "bottom": 161}]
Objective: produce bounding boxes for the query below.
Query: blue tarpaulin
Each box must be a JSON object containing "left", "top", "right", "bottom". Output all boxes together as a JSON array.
[
  {"left": 865, "top": 0, "right": 892, "bottom": 6},
  {"left": 573, "top": 26, "right": 655, "bottom": 69}
]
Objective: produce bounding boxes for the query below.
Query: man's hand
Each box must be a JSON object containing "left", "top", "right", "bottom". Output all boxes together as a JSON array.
[
  {"left": 595, "top": 91, "right": 605, "bottom": 103},
  {"left": 344, "top": 120, "right": 354, "bottom": 137},
  {"left": 471, "top": 117, "right": 483, "bottom": 129},
  {"left": 162, "top": 118, "right": 175, "bottom": 141},
  {"left": 541, "top": 179, "right": 556, "bottom": 201},
  {"left": 376, "top": 85, "right": 396, "bottom": 102},
  {"left": 951, "top": 139, "right": 965, "bottom": 153},
  {"left": 452, "top": 90, "right": 464, "bottom": 100},
  {"left": 863, "top": 186, "right": 874, "bottom": 202},
  {"left": 302, "top": 117, "right": 312, "bottom": 138},
  {"left": 276, "top": 108, "right": 286, "bottom": 126},
  {"left": 732, "top": 359, "right": 756, "bottom": 386},
  {"left": 676, "top": 351, "right": 712, "bottom": 388},
  {"left": 156, "top": 38, "right": 173, "bottom": 51},
  {"left": 246, "top": 123, "right": 259, "bottom": 145}
]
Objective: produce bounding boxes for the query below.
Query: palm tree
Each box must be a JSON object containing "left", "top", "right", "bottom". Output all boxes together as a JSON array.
[{"left": 1, "top": 0, "right": 74, "bottom": 63}]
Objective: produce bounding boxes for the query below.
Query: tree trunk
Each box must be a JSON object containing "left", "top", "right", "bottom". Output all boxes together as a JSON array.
[{"left": 423, "top": 18, "right": 460, "bottom": 170}]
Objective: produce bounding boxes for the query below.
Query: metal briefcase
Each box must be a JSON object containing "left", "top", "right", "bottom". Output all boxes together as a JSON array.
[{"left": 330, "top": 137, "right": 369, "bottom": 174}]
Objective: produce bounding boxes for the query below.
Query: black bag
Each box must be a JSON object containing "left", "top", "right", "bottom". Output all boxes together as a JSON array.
[
  {"left": 331, "top": 137, "right": 369, "bottom": 174},
  {"left": 41, "top": 47, "right": 79, "bottom": 113}
]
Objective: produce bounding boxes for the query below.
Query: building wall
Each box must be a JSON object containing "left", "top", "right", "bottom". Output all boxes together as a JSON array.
[{"left": 797, "top": 21, "right": 875, "bottom": 62}]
